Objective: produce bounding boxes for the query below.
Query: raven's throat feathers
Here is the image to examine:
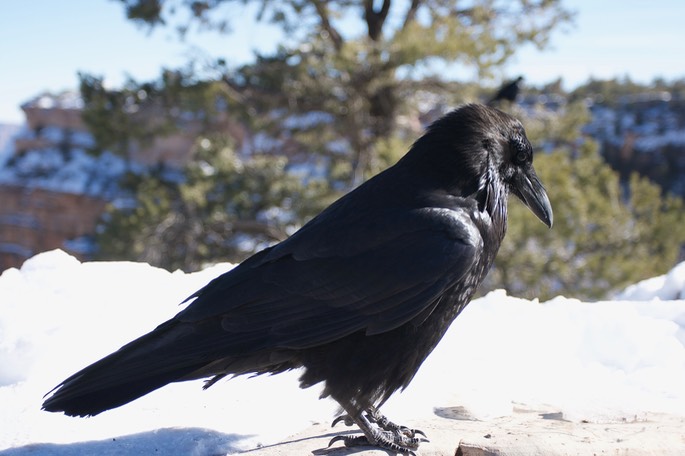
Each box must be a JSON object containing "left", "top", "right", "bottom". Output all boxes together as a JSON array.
[{"left": 477, "top": 156, "right": 508, "bottom": 241}]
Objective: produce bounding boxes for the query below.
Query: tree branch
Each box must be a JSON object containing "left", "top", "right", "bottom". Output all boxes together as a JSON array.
[
  {"left": 311, "top": 0, "right": 344, "bottom": 51},
  {"left": 402, "top": 0, "right": 422, "bottom": 29},
  {"left": 364, "top": 0, "right": 391, "bottom": 41}
]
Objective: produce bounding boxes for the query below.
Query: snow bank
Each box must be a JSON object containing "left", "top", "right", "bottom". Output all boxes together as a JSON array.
[
  {"left": 615, "top": 261, "right": 685, "bottom": 301},
  {"left": 1, "top": 251, "right": 684, "bottom": 454}
]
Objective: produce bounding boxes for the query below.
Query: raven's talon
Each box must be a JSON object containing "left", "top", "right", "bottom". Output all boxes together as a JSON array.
[
  {"left": 331, "top": 414, "right": 354, "bottom": 427},
  {"left": 329, "top": 433, "right": 418, "bottom": 454},
  {"left": 330, "top": 408, "right": 427, "bottom": 454},
  {"left": 398, "top": 426, "right": 428, "bottom": 440},
  {"left": 365, "top": 407, "right": 428, "bottom": 440},
  {"left": 328, "top": 434, "right": 369, "bottom": 448}
]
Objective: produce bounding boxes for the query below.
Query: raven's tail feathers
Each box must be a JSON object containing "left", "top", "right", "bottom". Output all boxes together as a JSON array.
[{"left": 42, "top": 320, "right": 208, "bottom": 417}]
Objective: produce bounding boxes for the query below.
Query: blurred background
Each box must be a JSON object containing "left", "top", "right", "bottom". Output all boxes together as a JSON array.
[{"left": 1, "top": 0, "right": 684, "bottom": 301}]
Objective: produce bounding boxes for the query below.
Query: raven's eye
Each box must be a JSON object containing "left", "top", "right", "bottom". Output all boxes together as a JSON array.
[
  {"left": 515, "top": 150, "right": 529, "bottom": 164},
  {"left": 510, "top": 135, "right": 530, "bottom": 165}
]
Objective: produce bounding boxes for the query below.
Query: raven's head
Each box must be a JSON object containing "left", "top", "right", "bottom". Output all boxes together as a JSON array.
[
  {"left": 503, "top": 126, "right": 553, "bottom": 228},
  {"left": 465, "top": 104, "right": 553, "bottom": 228},
  {"left": 407, "top": 104, "right": 553, "bottom": 228}
]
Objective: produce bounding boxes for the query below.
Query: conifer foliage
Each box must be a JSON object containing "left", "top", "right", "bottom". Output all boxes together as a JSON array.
[{"left": 91, "top": 1, "right": 685, "bottom": 299}]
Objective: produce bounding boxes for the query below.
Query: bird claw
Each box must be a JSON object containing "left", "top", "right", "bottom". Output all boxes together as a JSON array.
[
  {"left": 328, "top": 434, "right": 366, "bottom": 448},
  {"left": 331, "top": 414, "right": 354, "bottom": 428},
  {"left": 328, "top": 433, "right": 418, "bottom": 455},
  {"left": 365, "top": 408, "right": 428, "bottom": 441},
  {"left": 328, "top": 407, "right": 428, "bottom": 454},
  {"left": 394, "top": 425, "right": 427, "bottom": 440},
  {"left": 412, "top": 428, "right": 428, "bottom": 439}
]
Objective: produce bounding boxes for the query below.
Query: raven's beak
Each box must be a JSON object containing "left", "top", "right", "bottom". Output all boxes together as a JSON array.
[{"left": 512, "top": 169, "right": 553, "bottom": 228}]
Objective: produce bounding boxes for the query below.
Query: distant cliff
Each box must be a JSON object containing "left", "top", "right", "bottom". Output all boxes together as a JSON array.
[{"left": 0, "top": 92, "right": 198, "bottom": 270}]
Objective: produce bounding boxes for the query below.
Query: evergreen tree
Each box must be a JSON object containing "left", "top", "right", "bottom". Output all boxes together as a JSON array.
[
  {"left": 113, "top": 0, "right": 574, "bottom": 185},
  {"left": 89, "top": 0, "right": 574, "bottom": 270},
  {"left": 97, "top": 134, "right": 332, "bottom": 269},
  {"left": 91, "top": 2, "right": 685, "bottom": 299}
]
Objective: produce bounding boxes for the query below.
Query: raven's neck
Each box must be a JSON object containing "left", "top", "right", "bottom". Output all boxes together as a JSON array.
[{"left": 477, "top": 166, "right": 508, "bottom": 244}]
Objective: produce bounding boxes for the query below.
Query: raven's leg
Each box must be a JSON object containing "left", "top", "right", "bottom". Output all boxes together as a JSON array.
[{"left": 329, "top": 407, "right": 428, "bottom": 454}]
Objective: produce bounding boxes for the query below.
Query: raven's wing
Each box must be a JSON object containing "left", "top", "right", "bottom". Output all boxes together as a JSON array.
[
  {"left": 41, "top": 204, "right": 483, "bottom": 417},
  {"left": 176, "top": 205, "right": 482, "bottom": 351}
]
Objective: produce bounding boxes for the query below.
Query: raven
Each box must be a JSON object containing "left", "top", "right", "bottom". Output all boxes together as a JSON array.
[
  {"left": 489, "top": 76, "right": 524, "bottom": 105},
  {"left": 43, "top": 104, "right": 552, "bottom": 454}
]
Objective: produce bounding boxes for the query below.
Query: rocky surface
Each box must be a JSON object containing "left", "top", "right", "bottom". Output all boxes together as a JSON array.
[{"left": 241, "top": 409, "right": 685, "bottom": 456}]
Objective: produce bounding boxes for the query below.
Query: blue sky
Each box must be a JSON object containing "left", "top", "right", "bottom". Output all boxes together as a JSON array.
[{"left": 1, "top": 0, "right": 684, "bottom": 124}]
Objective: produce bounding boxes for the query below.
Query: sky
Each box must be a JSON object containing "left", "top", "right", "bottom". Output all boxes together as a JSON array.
[{"left": 1, "top": 0, "right": 684, "bottom": 124}]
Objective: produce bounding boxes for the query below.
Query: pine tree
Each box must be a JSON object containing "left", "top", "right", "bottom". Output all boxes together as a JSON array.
[
  {"left": 96, "top": 134, "right": 332, "bottom": 269},
  {"left": 90, "top": 0, "right": 574, "bottom": 270}
]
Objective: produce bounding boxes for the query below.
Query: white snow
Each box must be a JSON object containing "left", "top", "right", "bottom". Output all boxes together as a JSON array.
[
  {"left": 22, "top": 92, "right": 84, "bottom": 111},
  {"left": 583, "top": 100, "right": 685, "bottom": 153},
  {"left": 615, "top": 261, "right": 685, "bottom": 301},
  {"left": 282, "top": 111, "right": 334, "bottom": 130},
  {"left": 1, "top": 250, "right": 685, "bottom": 454},
  {"left": 0, "top": 148, "right": 136, "bottom": 198},
  {"left": 634, "top": 129, "right": 685, "bottom": 152}
]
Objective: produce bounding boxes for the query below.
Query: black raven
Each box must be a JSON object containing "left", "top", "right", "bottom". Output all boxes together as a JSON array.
[
  {"left": 489, "top": 76, "right": 524, "bottom": 105},
  {"left": 42, "top": 104, "right": 552, "bottom": 454}
]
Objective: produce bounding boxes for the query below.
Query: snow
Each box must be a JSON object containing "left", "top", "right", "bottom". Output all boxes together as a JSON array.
[
  {"left": 583, "top": 98, "right": 685, "bottom": 153},
  {"left": 616, "top": 261, "right": 685, "bottom": 301},
  {"left": 0, "top": 99, "right": 128, "bottom": 200},
  {"left": 634, "top": 129, "right": 685, "bottom": 151},
  {"left": 0, "top": 148, "right": 136, "bottom": 199},
  {"left": 282, "top": 111, "right": 334, "bottom": 130},
  {"left": 1, "top": 250, "right": 685, "bottom": 454},
  {"left": 22, "top": 92, "right": 84, "bottom": 111}
]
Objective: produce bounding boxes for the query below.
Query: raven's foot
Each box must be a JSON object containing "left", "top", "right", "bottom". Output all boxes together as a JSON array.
[
  {"left": 330, "top": 407, "right": 428, "bottom": 455},
  {"left": 332, "top": 407, "right": 427, "bottom": 440}
]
